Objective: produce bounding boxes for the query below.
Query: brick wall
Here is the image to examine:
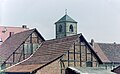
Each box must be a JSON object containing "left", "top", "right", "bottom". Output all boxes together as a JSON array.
[{"left": 36, "top": 59, "right": 61, "bottom": 74}]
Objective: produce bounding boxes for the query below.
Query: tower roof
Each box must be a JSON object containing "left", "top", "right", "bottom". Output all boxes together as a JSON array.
[{"left": 55, "top": 14, "right": 77, "bottom": 23}]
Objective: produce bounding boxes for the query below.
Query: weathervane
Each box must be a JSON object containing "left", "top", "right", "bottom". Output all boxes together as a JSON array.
[{"left": 65, "top": 9, "right": 67, "bottom": 15}]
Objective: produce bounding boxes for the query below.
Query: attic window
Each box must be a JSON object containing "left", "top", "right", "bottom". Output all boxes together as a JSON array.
[
  {"left": 69, "top": 25, "right": 73, "bottom": 32},
  {"left": 59, "top": 25, "right": 62, "bottom": 32}
]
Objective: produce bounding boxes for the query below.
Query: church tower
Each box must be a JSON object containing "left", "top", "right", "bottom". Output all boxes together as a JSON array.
[{"left": 55, "top": 13, "right": 77, "bottom": 39}]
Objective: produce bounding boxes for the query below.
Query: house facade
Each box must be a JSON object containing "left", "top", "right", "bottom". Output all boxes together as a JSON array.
[{"left": 4, "top": 33, "right": 102, "bottom": 74}]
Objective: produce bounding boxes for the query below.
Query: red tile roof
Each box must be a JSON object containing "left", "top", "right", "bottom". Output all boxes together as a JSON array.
[
  {"left": 0, "top": 26, "right": 28, "bottom": 42},
  {"left": 94, "top": 43, "right": 110, "bottom": 62},
  {"left": 95, "top": 43, "right": 120, "bottom": 63}
]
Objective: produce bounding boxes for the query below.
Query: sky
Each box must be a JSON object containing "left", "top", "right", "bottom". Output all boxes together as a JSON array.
[{"left": 0, "top": 0, "right": 120, "bottom": 43}]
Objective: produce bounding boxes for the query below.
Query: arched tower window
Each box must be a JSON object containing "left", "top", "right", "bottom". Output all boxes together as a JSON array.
[
  {"left": 69, "top": 25, "right": 74, "bottom": 32},
  {"left": 59, "top": 25, "right": 62, "bottom": 32}
]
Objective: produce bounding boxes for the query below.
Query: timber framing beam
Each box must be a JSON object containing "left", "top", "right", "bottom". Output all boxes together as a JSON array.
[{"left": 73, "top": 42, "right": 76, "bottom": 66}]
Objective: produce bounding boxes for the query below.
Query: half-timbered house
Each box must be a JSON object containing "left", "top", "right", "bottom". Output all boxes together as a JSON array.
[
  {"left": 3, "top": 33, "right": 104, "bottom": 74},
  {"left": 0, "top": 29, "right": 45, "bottom": 69}
]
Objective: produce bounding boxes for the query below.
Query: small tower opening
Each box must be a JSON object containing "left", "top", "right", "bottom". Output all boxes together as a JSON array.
[
  {"left": 69, "top": 25, "right": 74, "bottom": 32},
  {"left": 59, "top": 25, "right": 62, "bottom": 32}
]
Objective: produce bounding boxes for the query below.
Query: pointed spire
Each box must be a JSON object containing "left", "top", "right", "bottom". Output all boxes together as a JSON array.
[{"left": 65, "top": 9, "right": 67, "bottom": 15}]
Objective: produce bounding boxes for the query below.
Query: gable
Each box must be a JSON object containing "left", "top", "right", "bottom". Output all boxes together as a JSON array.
[
  {"left": 58, "top": 35, "right": 103, "bottom": 74},
  {"left": 0, "top": 29, "right": 45, "bottom": 69},
  {"left": 60, "top": 35, "right": 102, "bottom": 70}
]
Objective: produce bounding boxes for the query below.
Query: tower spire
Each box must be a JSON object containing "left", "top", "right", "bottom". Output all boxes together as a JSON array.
[{"left": 65, "top": 9, "right": 67, "bottom": 15}]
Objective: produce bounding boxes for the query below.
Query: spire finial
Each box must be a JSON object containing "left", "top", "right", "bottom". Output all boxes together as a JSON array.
[{"left": 65, "top": 9, "right": 67, "bottom": 15}]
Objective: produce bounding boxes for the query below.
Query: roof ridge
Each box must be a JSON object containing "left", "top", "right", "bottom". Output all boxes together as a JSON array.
[
  {"left": 15, "top": 28, "right": 35, "bottom": 34},
  {"left": 4, "top": 28, "right": 35, "bottom": 42}
]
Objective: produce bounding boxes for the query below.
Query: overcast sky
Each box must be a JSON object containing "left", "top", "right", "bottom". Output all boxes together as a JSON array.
[{"left": 0, "top": 0, "right": 120, "bottom": 43}]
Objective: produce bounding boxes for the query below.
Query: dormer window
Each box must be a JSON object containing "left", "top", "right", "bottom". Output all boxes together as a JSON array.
[
  {"left": 69, "top": 25, "right": 73, "bottom": 32},
  {"left": 59, "top": 25, "right": 62, "bottom": 32}
]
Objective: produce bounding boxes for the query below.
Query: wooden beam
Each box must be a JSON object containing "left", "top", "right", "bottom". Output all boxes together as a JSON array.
[
  {"left": 18, "top": 50, "right": 23, "bottom": 62},
  {"left": 61, "top": 60, "right": 80, "bottom": 62},
  {"left": 68, "top": 50, "right": 70, "bottom": 66},
  {"left": 60, "top": 59, "right": 63, "bottom": 74},
  {"left": 23, "top": 44, "right": 25, "bottom": 60},
  {"left": 79, "top": 41, "right": 81, "bottom": 67},
  {"left": 74, "top": 42, "right": 76, "bottom": 66},
  {"left": 13, "top": 52, "right": 15, "bottom": 63},
  {"left": 37, "top": 35, "right": 39, "bottom": 43},
  {"left": 85, "top": 45, "right": 87, "bottom": 62},
  {"left": 14, "top": 52, "right": 22, "bottom": 54},
  {"left": 30, "top": 34, "right": 33, "bottom": 54},
  {"left": 69, "top": 52, "right": 80, "bottom": 54},
  {"left": 91, "top": 53, "right": 93, "bottom": 67}
]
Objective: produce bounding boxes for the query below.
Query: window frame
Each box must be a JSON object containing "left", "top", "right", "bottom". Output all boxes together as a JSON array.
[{"left": 69, "top": 25, "right": 74, "bottom": 32}]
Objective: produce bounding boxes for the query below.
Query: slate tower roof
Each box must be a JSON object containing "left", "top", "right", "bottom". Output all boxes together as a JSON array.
[{"left": 55, "top": 14, "right": 77, "bottom": 23}]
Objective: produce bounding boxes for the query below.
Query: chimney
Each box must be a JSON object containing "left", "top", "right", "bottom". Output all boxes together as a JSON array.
[
  {"left": 9, "top": 32, "right": 14, "bottom": 37},
  {"left": 91, "top": 39, "right": 94, "bottom": 47},
  {"left": 22, "top": 24, "right": 27, "bottom": 29}
]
